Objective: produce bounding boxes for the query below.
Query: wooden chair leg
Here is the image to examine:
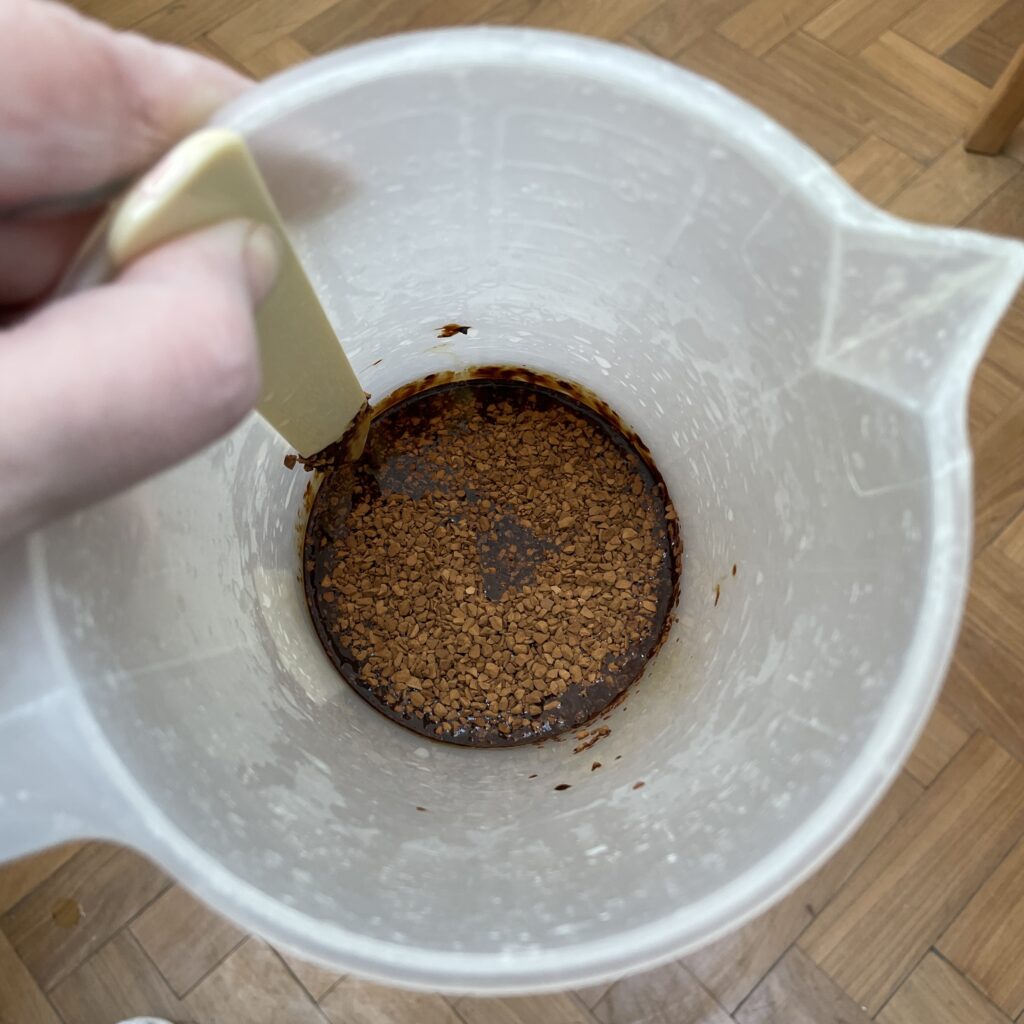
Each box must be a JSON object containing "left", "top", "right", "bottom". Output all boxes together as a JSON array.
[{"left": 965, "top": 41, "right": 1024, "bottom": 155}]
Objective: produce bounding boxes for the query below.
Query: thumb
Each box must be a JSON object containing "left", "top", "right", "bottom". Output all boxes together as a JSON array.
[{"left": 0, "top": 219, "right": 279, "bottom": 542}]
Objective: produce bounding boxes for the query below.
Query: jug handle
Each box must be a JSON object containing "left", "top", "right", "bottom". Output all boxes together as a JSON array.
[{"left": 0, "top": 538, "right": 138, "bottom": 862}]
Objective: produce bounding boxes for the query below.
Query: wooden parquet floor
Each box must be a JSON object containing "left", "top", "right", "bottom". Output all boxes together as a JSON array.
[{"left": 5, "top": 0, "right": 1024, "bottom": 1021}]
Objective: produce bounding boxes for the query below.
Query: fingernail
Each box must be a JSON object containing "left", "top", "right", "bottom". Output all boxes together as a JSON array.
[{"left": 243, "top": 223, "right": 280, "bottom": 304}]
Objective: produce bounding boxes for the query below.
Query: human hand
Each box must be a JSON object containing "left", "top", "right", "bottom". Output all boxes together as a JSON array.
[{"left": 0, "top": 0, "right": 279, "bottom": 542}]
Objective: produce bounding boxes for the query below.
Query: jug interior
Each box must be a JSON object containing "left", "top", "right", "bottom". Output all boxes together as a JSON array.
[{"left": 38, "top": 40, "right": 958, "bottom": 973}]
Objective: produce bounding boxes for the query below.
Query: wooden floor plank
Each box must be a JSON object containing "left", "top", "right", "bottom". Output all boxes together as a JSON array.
[
  {"left": 765, "top": 31, "right": 956, "bottom": 161},
  {"left": 894, "top": 0, "right": 1009, "bottom": 57},
  {"left": 685, "top": 771, "right": 921, "bottom": 1011},
  {"left": 292, "top": 0, "right": 449, "bottom": 54},
  {"left": 800, "top": 773, "right": 924, "bottom": 914},
  {"left": 626, "top": 0, "right": 749, "bottom": 59},
  {"left": 944, "top": 648, "right": 1024, "bottom": 766},
  {"left": 188, "top": 33, "right": 251, "bottom": 74},
  {"left": 804, "top": 0, "right": 921, "bottom": 58},
  {"left": 944, "top": 542, "right": 1024, "bottom": 763},
  {"left": 945, "top": 27, "right": 1018, "bottom": 88},
  {"left": 319, "top": 977, "right": 462, "bottom": 1024},
  {"left": 799, "top": 734, "right": 1024, "bottom": 1015},
  {"left": 73, "top": 0, "right": 173, "bottom": 29},
  {"left": 129, "top": 884, "right": 246, "bottom": 997},
  {"left": 592, "top": 961, "right": 732, "bottom": 1024},
  {"left": 876, "top": 951, "right": 1012, "bottom": 1024},
  {"left": 678, "top": 32, "right": 863, "bottom": 162},
  {"left": 885, "top": 144, "right": 1018, "bottom": 227},
  {"left": 0, "top": 844, "right": 169, "bottom": 992},
  {"left": 521, "top": 0, "right": 664, "bottom": 39},
  {"left": 48, "top": 931, "right": 187, "bottom": 1024},
  {"left": 904, "top": 703, "right": 971, "bottom": 786},
  {"left": 185, "top": 938, "right": 331, "bottom": 1024},
  {"left": 684, "top": 888, "right": 814, "bottom": 1013},
  {"left": 985, "top": 295, "right": 1024, "bottom": 387},
  {"left": 1000, "top": 506, "right": 1024, "bottom": 565},
  {"left": 971, "top": 360, "right": 1022, "bottom": 439},
  {"left": 986, "top": 322, "right": 1024, "bottom": 395},
  {"left": 207, "top": 0, "right": 339, "bottom": 61},
  {"left": 274, "top": 947, "right": 345, "bottom": 1002},
  {"left": 938, "top": 836, "right": 1024, "bottom": 1018},
  {"left": 241, "top": 35, "right": 314, "bottom": 78},
  {"left": 972, "top": 393, "right": 1024, "bottom": 552},
  {"left": 734, "top": 947, "right": 872, "bottom": 1024},
  {"left": 455, "top": 992, "right": 599, "bottom": 1024},
  {"left": 0, "top": 931, "right": 60, "bottom": 1024},
  {"left": 572, "top": 980, "right": 618, "bottom": 1011},
  {"left": 717, "top": 0, "right": 834, "bottom": 57},
  {"left": 943, "top": 0, "right": 1024, "bottom": 88},
  {"left": 0, "top": 845, "right": 84, "bottom": 918},
  {"left": 130, "top": 0, "right": 244, "bottom": 45},
  {"left": 834, "top": 135, "right": 922, "bottom": 206},
  {"left": 402, "top": 0, "right": 540, "bottom": 34},
  {"left": 964, "top": 171, "right": 1024, "bottom": 239},
  {"left": 860, "top": 32, "right": 991, "bottom": 126}
]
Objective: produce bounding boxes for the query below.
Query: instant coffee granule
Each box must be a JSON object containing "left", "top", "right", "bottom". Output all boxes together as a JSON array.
[{"left": 302, "top": 374, "right": 680, "bottom": 747}]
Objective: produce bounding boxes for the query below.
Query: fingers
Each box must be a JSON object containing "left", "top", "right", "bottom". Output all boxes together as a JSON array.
[
  {"left": 0, "top": 0, "right": 250, "bottom": 209},
  {"left": 0, "top": 212, "right": 100, "bottom": 305},
  {"left": 0, "top": 220, "right": 279, "bottom": 542}
]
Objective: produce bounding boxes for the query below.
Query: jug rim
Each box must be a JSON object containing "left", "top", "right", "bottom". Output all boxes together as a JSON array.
[{"left": 215, "top": 25, "right": 1024, "bottom": 267}]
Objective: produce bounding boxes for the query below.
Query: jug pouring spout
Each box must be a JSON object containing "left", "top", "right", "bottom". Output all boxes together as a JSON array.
[
  {"left": 816, "top": 217, "right": 1024, "bottom": 414},
  {"left": 0, "top": 538, "right": 137, "bottom": 862}
]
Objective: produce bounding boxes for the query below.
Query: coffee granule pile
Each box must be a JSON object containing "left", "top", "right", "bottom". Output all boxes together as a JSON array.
[{"left": 302, "top": 376, "right": 680, "bottom": 747}]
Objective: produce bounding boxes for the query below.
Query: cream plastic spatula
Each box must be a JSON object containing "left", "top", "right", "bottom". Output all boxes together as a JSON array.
[{"left": 107, "top": 128, "right": 368, "bottom": 459}]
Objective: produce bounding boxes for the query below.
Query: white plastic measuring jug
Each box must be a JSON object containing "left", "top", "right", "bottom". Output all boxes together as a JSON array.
[{"left": 2, "top": 27, "right": 1023, "bottom": 995}]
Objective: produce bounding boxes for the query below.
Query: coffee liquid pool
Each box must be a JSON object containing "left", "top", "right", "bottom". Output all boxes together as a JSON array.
[{"left": 302, "top": 373, "right": 681, "bottom": 747}]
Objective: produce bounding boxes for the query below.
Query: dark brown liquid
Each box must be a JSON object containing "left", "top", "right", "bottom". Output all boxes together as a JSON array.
[{"left": 302, "top": 374, "right": 680, "bottom": 747}]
